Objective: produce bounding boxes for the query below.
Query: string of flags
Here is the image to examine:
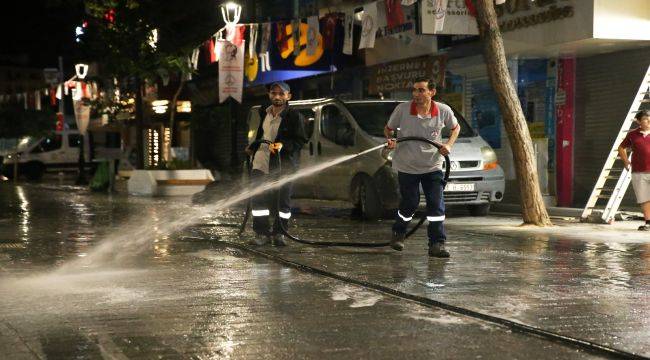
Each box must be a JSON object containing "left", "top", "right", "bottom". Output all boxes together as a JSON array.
[{"left": 196, "top": 0, "right": 485, "bottom": 103}]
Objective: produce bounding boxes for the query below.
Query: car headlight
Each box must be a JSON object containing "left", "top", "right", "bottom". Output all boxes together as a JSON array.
[{"left": 481, "top": 146, "right": 498, "bottom": 170}]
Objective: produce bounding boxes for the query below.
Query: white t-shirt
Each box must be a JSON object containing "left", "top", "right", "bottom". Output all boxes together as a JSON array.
[{"left": 252, "top": 106, "right": 283, "bottom": 174}]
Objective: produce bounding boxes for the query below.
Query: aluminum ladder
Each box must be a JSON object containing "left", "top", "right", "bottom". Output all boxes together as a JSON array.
[{"left": 581, "top": 65, "right": 650, "bottom": 224}]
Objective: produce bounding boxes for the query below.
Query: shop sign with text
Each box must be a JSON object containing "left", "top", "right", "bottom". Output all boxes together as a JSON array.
[{"left": 369, "top": 55, "right": 446, "bottom": 95}]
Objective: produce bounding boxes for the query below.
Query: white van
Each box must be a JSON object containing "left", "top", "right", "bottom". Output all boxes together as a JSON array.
[
  {"left": 248, "top": 98, "right": 505, "bottom": 219},
  {"left": 1, "top": 129, "right": 123, "bottom": 180}
]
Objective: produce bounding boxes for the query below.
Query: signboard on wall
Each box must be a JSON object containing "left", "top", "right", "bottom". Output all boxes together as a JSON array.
[{"left": 368, "top": 55, "right": 446, "bottom": 95}]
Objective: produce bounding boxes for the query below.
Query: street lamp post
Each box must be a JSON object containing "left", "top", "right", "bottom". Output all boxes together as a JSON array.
[{"left": 74, "top": 63, "right": 89, "bottom": 185}]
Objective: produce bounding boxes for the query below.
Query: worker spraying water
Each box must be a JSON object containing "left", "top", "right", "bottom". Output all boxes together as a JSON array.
[
  {"left": 240, "top": 80, "right": 453, "bottom": 250},
  {"left": 244, "top": 81, "right": 308, "bottom": 247},
  {"left": 385, "top": 78, "right": 460, "bottom": 258}
]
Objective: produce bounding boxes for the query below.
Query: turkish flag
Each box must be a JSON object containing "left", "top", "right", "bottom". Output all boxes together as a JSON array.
[
  {"left": 321, "top": 14, "right": 339, "bottom": 50},
  {"left": 385, "top": 0, "right": 405, "bottom": 29},
  {"left": 465, "top": 0, "right": 477, "bottom": 17},
  {"left": 276, "top": 22, "right": 291, "bottom": 54}
]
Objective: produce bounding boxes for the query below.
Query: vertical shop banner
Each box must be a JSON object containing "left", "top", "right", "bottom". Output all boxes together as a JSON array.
[
  {"left": 343, "top": 10, "right": 354, "bottom": 55},
  {"left": 306, "top": 16, "right": 320, "bottom": 56},
  {"left": 555, "top": 57, "right": 575, "bottom": 207},
  {"left": 359, "top": 2, "right": 379, "bottom": 49},
  {"left": 73, "top": 99, "right": 90, "bottom": 135},
  {"left": 420, "top": 0, "right": 478, "bottom": 35},
  {"left": 218, "top": 40, "right": 245, "bottom": 103}
]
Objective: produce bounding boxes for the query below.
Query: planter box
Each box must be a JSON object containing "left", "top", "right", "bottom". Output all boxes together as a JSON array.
[{"left": 127, "top": 169, "right": 214, "bottom": 196}]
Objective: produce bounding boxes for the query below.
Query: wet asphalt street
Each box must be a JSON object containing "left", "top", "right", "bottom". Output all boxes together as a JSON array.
[{"left": 0, "top": 182, "right": 648, "bottom": 359}]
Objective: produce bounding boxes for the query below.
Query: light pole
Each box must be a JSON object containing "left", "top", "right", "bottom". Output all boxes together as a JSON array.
[{"left": 74, "top": 63, "right": 89, "bottom": 185}]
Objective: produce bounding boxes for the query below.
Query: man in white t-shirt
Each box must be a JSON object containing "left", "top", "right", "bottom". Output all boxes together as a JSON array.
[{"left": 384, "top": 78, "right": 460, "bottom": 257}]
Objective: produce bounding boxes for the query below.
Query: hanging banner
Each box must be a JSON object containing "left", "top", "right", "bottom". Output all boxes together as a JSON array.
[
  {"left": 73, "top": 99, "right": 90, "bottom": 135},
  {"left": 218, "top": 40, "right": 245, "bottom": 103},
  {"left": 306, "top": 16, "right": 319, "bottom": 56},
  {"left": 420, "top": 0, "right": 478, "bottom": 35},
  {"left": 343, "top": 10, "right": 354, "bottom": 55},
  {"left": 359, "top": 2, "right": 379, "bottom": 49}
]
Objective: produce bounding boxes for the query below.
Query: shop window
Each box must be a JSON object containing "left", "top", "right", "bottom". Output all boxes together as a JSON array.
[{"left": 320, "top": 105, "right": 354, "bottom": 147}]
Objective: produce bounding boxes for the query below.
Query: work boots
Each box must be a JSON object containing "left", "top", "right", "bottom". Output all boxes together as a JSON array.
[
  {"left": 390, "top": 232, "right": 405, "bottom": 251},
  {"left": 428, "top": 243, "right": 450, "bottom": 258},
  {"left": 273, "top": 233, "right": 287, "bottom": 247},
  {"left": 249, "top": 233, "right": 270, "bottom": 246}
]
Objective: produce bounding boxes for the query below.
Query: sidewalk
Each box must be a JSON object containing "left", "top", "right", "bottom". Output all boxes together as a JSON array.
[{"left": 197, "top": 206, "right": 650, "bottom": 358}]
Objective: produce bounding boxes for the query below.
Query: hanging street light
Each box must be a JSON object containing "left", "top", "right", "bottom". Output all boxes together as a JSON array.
[{"left": 221, "top": 2, "right": 241, "bottom": 25}]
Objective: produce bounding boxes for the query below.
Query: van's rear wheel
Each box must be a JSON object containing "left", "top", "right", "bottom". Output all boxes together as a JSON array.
[
  {"left": 356, "top": 177, "right": 382, "bottom": 221},
  {"left": 24, "top": 162, "right": 45, "bottom": 181},
  {"left": 468, "top": 203, "right": 490, "bottom": 216}
]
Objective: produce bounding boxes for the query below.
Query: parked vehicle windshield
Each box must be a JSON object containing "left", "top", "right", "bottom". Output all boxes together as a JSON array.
[{"left": 345, "top": 101, "right": 475, "bottom": 138}]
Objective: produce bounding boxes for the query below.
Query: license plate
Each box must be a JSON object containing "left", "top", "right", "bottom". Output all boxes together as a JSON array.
[{"left": 446, "top": 183, "right": 475, "bottom": 192}]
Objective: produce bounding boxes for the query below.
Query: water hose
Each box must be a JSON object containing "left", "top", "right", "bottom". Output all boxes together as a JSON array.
[{"left": 241, "top": 137, "right": 450, "bottom": 247}]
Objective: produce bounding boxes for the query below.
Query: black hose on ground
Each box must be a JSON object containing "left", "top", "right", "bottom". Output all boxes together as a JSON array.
[{"left": 241, "top": 137, "right": 450, "bottom": 247}]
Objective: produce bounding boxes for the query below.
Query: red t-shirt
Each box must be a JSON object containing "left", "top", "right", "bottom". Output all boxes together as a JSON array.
[{"left": 620, "top": 128, "right": 650, "bottom": 172}]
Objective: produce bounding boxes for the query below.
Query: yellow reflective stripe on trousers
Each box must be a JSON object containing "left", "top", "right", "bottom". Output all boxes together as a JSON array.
[
  {"left": 427, "top": 215, "right": 445, "bottom": 222},
  {"left": 278, "top": 211, "right": 292, "bottom": 219}
]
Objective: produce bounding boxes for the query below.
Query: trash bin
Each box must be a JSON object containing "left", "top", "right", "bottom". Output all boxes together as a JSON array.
[{"left": 90, "top": 161, "right": 110, "bottom": 192}]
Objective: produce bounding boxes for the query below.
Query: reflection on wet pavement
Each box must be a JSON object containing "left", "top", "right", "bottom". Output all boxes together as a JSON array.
[{"left": 0, "top": 183, "right": 644, "bottom": 358}]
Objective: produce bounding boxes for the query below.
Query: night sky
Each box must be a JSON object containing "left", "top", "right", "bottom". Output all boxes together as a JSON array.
[{"left": 0, "top": 1, "right": 85, "bottom": 68}]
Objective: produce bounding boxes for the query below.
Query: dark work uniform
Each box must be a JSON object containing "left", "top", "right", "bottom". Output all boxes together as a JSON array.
[{"left": 386, "top": 101, "right": 458, "bottom": 246}]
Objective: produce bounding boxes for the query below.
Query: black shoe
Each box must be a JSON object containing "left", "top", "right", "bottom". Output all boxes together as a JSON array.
[
  {"left": 273, "top": 233, "right": 287, "bottom": 247},
  {"left": 638, "top": 224, "right": 650, "bottom": 231},
  {"left": 390, "top": 232, "right": 405, "bottom": 251},
  {"left": 428, "top": 243, "right": 450, "bottom": 258},
  {"left": 249, "top": 234, "right": 270, "bottom": 246}
]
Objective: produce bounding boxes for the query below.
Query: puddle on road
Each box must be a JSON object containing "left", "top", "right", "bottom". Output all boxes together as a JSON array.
[{"left": 330, "top": 284, "right": 383, "bottom": 308}]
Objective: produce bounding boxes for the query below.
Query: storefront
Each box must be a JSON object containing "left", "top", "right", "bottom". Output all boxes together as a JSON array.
[{"left": 423, "top": 0, "right": 650, "bottom": 207}]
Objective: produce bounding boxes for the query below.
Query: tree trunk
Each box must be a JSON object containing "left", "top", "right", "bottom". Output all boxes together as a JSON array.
[
  {"left": 474, "top": 0, "right": 552, "bottom": 226},
  {"left": 167, "top": 77, "right": 186, "bottom": 162},
  {"left": 135, "top": 77, "right": 145, "bottom": 169}
]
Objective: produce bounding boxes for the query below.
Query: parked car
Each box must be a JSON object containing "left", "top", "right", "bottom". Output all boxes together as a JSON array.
[
  {"left": 247, "top": 98, "right": 505, "bottom": 219},
  {"left": 1, "top": 129, "right": 124, "bottom": 181}
]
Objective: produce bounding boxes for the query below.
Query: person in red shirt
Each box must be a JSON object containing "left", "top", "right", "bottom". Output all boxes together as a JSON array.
[{"left": 618, "top": 110, "right": 650, "bottom": 230}]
